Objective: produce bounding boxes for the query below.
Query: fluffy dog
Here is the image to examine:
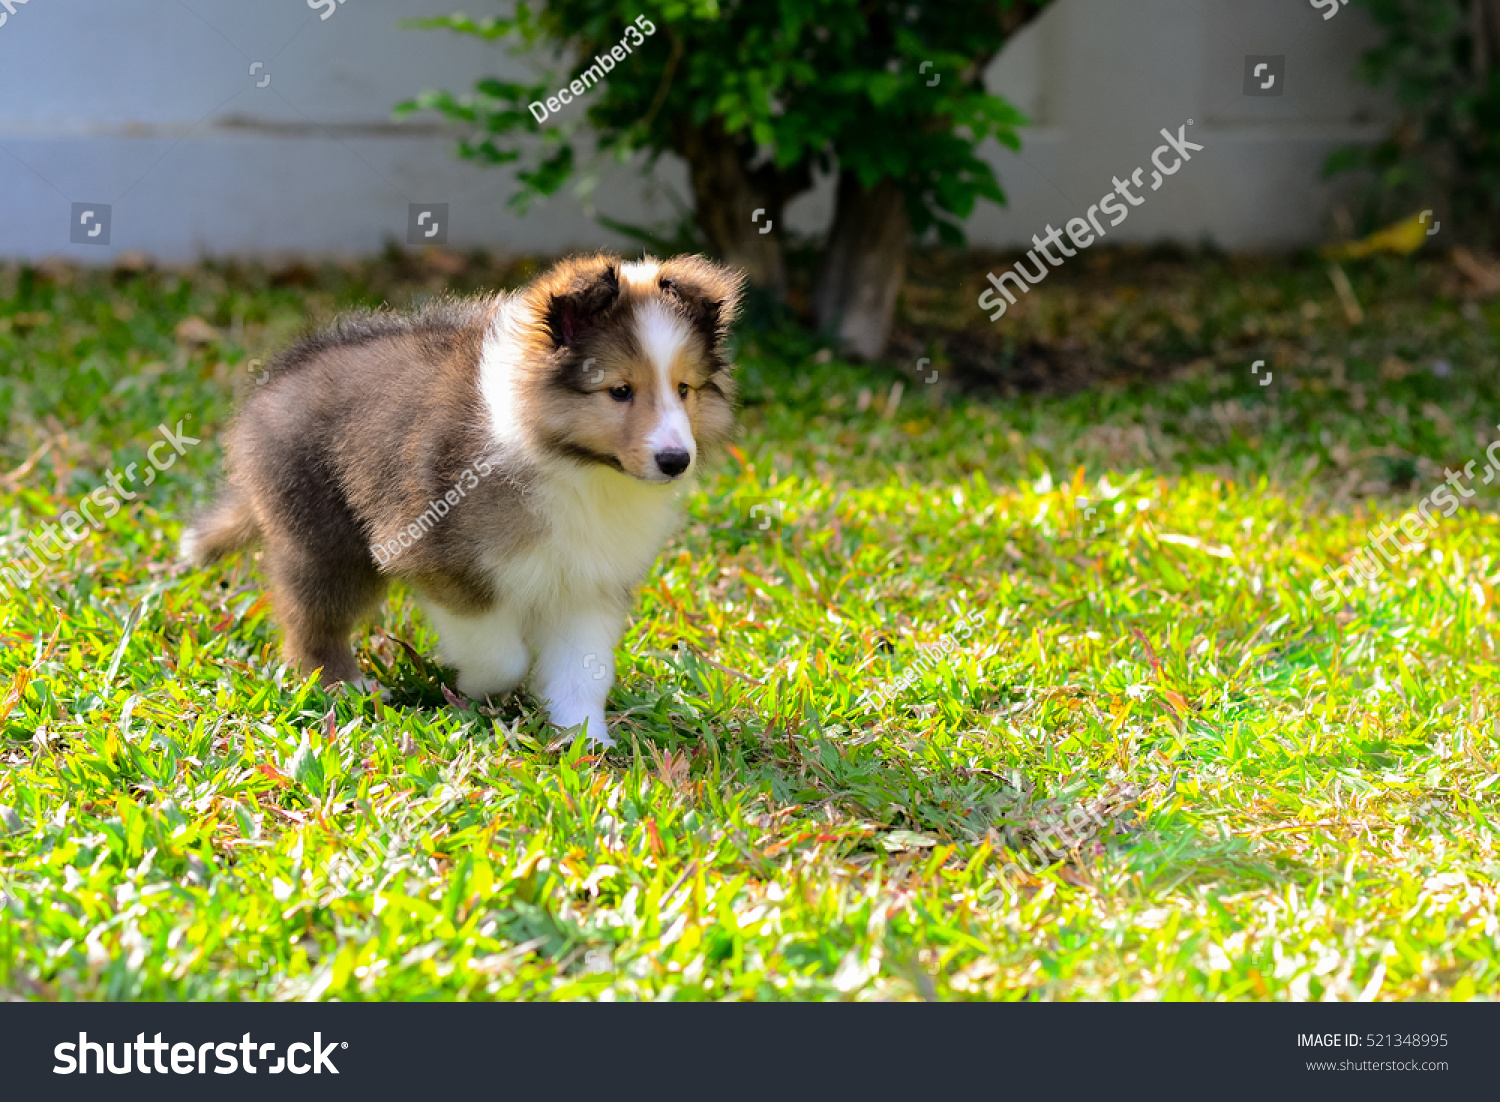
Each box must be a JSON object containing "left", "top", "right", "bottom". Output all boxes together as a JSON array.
[{"left": 182, "top": 253, "right": 743, "bottom": 746}]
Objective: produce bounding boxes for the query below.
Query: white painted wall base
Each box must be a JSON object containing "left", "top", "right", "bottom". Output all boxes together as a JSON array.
[{"left": 0, "top": 0, "right": 1394, "bottom": 261}]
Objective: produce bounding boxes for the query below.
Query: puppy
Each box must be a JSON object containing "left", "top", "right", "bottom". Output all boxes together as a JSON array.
[{"left": 182, "top": 253, "right": 743, "bottom": 747}]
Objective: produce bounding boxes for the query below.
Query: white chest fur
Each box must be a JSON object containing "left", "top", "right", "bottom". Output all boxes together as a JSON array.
[
  {"left": 425, "top": 462, "right": 682, "bottom": 745},
  {"left": 494, "top": 462, "right": 684, "bottom": 620}
]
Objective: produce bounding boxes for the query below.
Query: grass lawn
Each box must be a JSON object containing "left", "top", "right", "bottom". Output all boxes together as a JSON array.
[{"left": 2, "top": 249, "right": 1499, "bottom": 1000}]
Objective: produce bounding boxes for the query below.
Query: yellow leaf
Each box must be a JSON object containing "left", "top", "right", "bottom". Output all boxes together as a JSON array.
[{"left": 0, "top": 667, "right": 32, "bottom": 725}]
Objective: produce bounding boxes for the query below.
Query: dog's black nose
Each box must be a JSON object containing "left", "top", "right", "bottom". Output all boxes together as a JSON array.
[{"left": 655, "top": 449, "right": 691, "bottom": 477}]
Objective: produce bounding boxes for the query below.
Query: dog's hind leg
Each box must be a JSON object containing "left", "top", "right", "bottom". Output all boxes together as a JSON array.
[{"left": 262, "top": 536, "right": 387, "bottom": 687}]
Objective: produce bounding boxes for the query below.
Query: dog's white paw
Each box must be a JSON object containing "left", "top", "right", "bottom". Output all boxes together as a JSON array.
[{"left": 554, "top": 713, "right": 614, "bottom": 749}]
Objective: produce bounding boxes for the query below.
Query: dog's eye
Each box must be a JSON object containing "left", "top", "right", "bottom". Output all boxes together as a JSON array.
[
  {"left": 609, "top": 384, "right": 633, "bottom": 402},
  {"left": 677, "top": 382, "right": 690, "bottom": 399}
]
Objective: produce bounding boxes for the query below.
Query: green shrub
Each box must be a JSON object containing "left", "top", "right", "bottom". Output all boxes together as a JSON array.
[
  {"left": 1329, "top": 0, "right": 1500, "bottom": 245},
  {"left": 396, "top": 0, "right": 1049, "bottom": 355}
]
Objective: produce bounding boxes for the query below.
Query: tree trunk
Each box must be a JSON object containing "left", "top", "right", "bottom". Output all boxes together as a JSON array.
[
  {"left": 1476, "top": 0, "right": 1500, "bottom": 246},
  {"left": 812, "top": 173, "right": 910, "bottom": 359},
  {"left": 675, "top": 120, "right": 788, "bottom": 301},
  {"left": 1475, "top": 0, "right": 1500, "bottom": 78}
]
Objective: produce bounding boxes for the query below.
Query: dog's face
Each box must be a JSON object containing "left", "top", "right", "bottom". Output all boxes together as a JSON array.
[{"left": 524, "top": 255, "right": 743, "bottom": 484}]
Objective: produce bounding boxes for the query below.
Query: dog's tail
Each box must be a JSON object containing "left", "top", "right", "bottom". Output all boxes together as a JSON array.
[{"left": 180, "top": 487, "right": 259, "bottom": 566}]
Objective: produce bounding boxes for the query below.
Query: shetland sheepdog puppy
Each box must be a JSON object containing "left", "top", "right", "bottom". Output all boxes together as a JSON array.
[{"left": 181, "top": 253, "right": 744, "bottom": 747}]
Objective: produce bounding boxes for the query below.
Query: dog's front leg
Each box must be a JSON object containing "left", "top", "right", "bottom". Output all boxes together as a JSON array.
[
  {"left": 426, "top": 601, "right": 531, "bottom": 701},
  {"left": 530, "top": 607, "right": 624, "bottom": 748}
]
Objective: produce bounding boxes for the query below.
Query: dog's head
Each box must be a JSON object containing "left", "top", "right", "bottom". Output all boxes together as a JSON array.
[{"left": 521, "top": 253, "right": 743, "bottom": 484}]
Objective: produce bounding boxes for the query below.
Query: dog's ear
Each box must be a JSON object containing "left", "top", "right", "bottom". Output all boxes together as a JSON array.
[
  {"left": 538, "top": 256, "right": 622, "bottom": 348},
  {"left": 656, "top": 256, "right": 745, "bottom": 353}
]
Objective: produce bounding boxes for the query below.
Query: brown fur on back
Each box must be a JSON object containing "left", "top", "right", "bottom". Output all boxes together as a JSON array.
[{"left": 185, "top": 296, "right": 516, "bottom": 679}]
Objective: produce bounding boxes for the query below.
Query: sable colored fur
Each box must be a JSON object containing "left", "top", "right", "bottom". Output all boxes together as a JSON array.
[{"left": 182, "top": 253, "right": 743, "bottom": 745}]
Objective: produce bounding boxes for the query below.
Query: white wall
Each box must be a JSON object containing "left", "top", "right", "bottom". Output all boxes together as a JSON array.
[{"left": 0, "top": 0, "right": 1393, "bottom": 261}]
